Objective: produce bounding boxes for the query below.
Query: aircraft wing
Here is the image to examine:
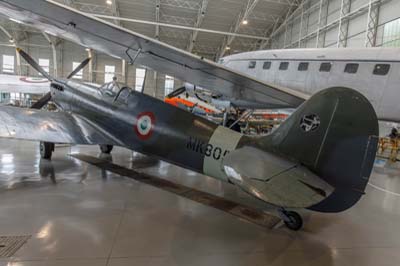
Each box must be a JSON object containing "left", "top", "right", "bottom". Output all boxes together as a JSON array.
[
  {"left": 0, "top": 106, "right": 119, "bottom": 145},
  {"left": 0, "top": 0, "right": 308, "bottom": 109},
  {"left": 0, "top": 74, "right": 49, "bottom": 94}
]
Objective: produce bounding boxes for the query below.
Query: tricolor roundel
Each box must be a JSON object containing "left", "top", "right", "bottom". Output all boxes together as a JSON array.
[{"left": 135, "top": 112, "right": 155, "bottom": 140}]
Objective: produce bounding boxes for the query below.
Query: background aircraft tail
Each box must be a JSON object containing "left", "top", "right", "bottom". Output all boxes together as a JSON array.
[{"left": 257, "top": 87, "right": 379, "bottom": 212}]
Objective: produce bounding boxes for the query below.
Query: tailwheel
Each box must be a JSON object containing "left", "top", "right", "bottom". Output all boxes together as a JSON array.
[
  {"left": 100, "top": 144, "right": 113, "bottom": 154},
  {"left": 40, "top": 141, "right": 54, "bottom": 160},
  {"left": 280, "top": 210, "right": 303, "bottom": 231}
]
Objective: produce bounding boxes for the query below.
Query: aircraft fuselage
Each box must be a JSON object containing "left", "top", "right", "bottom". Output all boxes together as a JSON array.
[
  {"left": 221, "top": 48, "right": 400, "bottom": 122},
  {"left": 51, "top": 79, "right": 249, "bottom": 182}
]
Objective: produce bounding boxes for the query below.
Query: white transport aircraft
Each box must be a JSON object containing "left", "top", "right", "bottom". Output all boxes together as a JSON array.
[
  {"left": 0, "top": 74, "right": 49, "bottom": 94},
  {"left": 220, "top": 48, "right": 400, "bottom": 123}
]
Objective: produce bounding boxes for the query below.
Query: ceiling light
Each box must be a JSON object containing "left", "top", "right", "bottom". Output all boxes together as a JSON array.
[
  {"left": 242, "top": 19, "right": 248, "bottom": 25},
  {"left": 106, "top": 0, "right": 112, "bottom": 5}
]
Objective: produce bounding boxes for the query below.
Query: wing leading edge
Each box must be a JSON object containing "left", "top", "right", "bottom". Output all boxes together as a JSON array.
[
  {"left": 0, "top": 0, "right": 308, "bottom": 109},
  {"left": 0, "top": 106, "right": 118, "bottom": 145}
]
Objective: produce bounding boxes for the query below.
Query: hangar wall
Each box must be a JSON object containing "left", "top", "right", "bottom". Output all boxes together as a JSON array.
[{"left": 270, "top": 0, "right": 400, "bottom": 49}]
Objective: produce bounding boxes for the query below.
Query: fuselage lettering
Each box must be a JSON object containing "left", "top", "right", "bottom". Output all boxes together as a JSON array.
[{"left": 186, "top": 137, "right": 230, "bottom": 161}]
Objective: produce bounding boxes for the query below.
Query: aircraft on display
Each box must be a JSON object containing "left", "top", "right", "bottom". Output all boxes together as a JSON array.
[
  {"left": 164, "top": 93, "right": 223, "bottom": 115},
  {"left": 0, "top": 74, "right": 49, "bottom": 94},
  {"left": 219, "top": 48, "right": 400, "bottom": 123},
  {"left": 167, "top": 48, "right": 400, "bottom": 123},
  {"left": 0, "top": 0, "right": 380, "bottom": 230}
]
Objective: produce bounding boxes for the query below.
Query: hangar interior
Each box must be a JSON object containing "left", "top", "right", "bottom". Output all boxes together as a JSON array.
[
  {"left": 0, "top": 0, "right": 399, "bottom": 102},
  {"left": 0, "top": 0, "right": 400, "bottom": 265}
]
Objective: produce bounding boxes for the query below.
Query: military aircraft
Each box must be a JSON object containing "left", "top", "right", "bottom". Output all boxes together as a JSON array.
[{"left": 0, "top": 0, "right": 379, "bottom": 230}]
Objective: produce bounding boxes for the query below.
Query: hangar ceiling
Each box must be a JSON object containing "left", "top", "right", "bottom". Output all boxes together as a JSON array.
[{"left": 34, "top": 0, "right": 302, "bottom": 60}]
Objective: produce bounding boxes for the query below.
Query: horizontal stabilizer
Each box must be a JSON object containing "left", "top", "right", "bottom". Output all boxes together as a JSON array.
[{"left": 223, "top": 146, "right": 334, "bottom": 208}]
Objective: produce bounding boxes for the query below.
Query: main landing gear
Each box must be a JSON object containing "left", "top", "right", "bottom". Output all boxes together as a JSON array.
[
  {"left": 99, "top": 145, "right": 113, "bottom": 154},
  {"left": 278, "top": 209, "right": 303, "bottom": 231},
  {"left": 40, "top": 141, "right": 55, "bottom": 160}
]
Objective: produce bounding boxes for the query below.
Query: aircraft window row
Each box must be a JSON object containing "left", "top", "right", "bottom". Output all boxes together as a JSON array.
[
  {"left": 319, "top": 62, "right": 332, "bottom": 72},
  {"left": 248, "top": 61, "right": 257, "bottom": 69},
  {"left": 279, "top": 62, "right": 289, "bottom": 70},
  {"left": 298, "top": 62, "right": 309, "bottom": 71},
  {"left": 249, "top": 60, "right": 392, "bottom": 76},
  {"left": 373, "top": 64, "right": 391, "bottom": 75},
  {"left": 344, "top": 63, "right": 359, "bottom": 74},
  {"left": 263, "top": 61, "right": 271, "bottom": 70}
]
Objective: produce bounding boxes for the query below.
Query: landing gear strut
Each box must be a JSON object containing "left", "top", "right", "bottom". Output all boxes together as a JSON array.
[
  {"left": 100, "top": 145, "right": 113, "bottom": 154},
  {"left": 40, "top": 141, "right": 54, "bottom": 160},
  {"left": 279, "top": 209, "right": 303, "bottom": 231}
]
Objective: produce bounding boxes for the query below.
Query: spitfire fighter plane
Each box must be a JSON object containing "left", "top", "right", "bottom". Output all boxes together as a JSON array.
[{"left": 0, "top": 0, "right": 379, "bottom": 230}]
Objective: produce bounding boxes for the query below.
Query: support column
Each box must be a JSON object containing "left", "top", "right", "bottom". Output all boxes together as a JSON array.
[
  {"left": 42, "top": 32, "right": 57, "bottom": 77},
  {"left": 337, "top": 0, "right": 351, "bottom": 48},
  {"left": 365, "top": 0, "right": 381, "bottom": 47},
  {"left": 316, "top": 0, "right": 329, "bottom": 48},
  {"left": 298, "top": 4, "right": 304, "bottom": 48},
  {"left": 283, "top": 24, "right": 288, "bottom": 48}
]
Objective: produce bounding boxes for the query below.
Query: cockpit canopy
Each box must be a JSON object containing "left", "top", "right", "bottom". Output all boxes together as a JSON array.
[
  {"left": 99, "top": 81, "right": 127, "bottom": 97},
  {"left": 99, "top": 81, "right": 133, "bottom": 104}
]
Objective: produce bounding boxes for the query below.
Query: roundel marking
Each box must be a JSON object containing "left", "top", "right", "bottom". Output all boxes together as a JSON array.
[
  {"left": 20, "top": 77, "right": 49, "bottom": 83},
  {"left": 300, "top": 114, "right": 320, "bottom": 132},
  {"left": 135, "top": 112, "right": 156, "bottom": 140}
]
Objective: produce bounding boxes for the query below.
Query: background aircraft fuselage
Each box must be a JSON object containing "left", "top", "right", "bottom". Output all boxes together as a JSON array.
[{"left": 222, "top": 48, "right": 400, "bottom": 122}]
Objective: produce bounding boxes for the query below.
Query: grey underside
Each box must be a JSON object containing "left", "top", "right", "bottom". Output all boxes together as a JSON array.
[{"left": 0, "top": 106, "right": 116, "bottom": 145}]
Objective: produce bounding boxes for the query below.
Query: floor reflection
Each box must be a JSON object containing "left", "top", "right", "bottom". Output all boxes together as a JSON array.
[
  {"left": 130, "top": 152, "right": 159, "bottom": 169},
  {"left": 98, "top": 153, "right": 113, "bottom": 180},
  {"left": 39, "top": 159, "right": 56, "bottom": 184}
]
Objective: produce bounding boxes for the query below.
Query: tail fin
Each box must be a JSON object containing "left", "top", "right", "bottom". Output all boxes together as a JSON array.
[{"left": 258, "top": 87, "right": 379, "bottom": 212}]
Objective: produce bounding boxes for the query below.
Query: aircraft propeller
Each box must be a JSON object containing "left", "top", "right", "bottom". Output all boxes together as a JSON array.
[
  {"left": 17, "top": 48, "right": 52, "bottom": 81},
  {"left": 166, "top": 86, "right": 186, "bottom": 99},
  {"left": 16, "top": 48, "right": 91, "bottom": 109},
  {"left": 66, "top": 57, "right": 91, "bottom": 79}
]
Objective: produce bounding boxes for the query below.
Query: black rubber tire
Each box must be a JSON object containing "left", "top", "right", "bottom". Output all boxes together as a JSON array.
[
  {"left": 100, "top": 144, "right": 113, "bottom": 154},
  {"left": 284, "top": 211, "right": 303, "bottom": 231},
  {"left": 40, "top": 142, "right": 54, "bottom": 160}
]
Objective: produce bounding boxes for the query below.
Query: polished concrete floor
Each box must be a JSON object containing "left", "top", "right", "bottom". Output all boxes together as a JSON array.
[{"left": 1, "top": 139, "right": 400, "bottom": 265}]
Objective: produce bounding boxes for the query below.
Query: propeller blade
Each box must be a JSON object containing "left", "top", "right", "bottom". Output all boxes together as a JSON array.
[
  {"left": 67, "top": 57, "right": 91, "bottom": 79},
  {"left": 16, "top": 48, "right": 52, "bottom": 81},
  {"left": 166, "top": 86, "right": 186, "bottom": 99},
  {"left": 31, "top": 92, "right": 52, "bottom": 109}
]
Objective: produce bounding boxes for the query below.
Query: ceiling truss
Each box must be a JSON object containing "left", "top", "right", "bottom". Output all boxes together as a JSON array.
[{"left": 4, "top": 0, "right": 304, "bottom": 60}]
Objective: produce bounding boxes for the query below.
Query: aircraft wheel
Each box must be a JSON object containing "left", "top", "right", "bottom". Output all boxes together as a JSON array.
[
  {"left": 283, "top": 211, "right": 303, "bottom": 231},
  {"left": 40, "top": 141, "right": 54, "bottom": 160},
  {"left": 100, "top": 145, "right": 113, "bottom": 154}
]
